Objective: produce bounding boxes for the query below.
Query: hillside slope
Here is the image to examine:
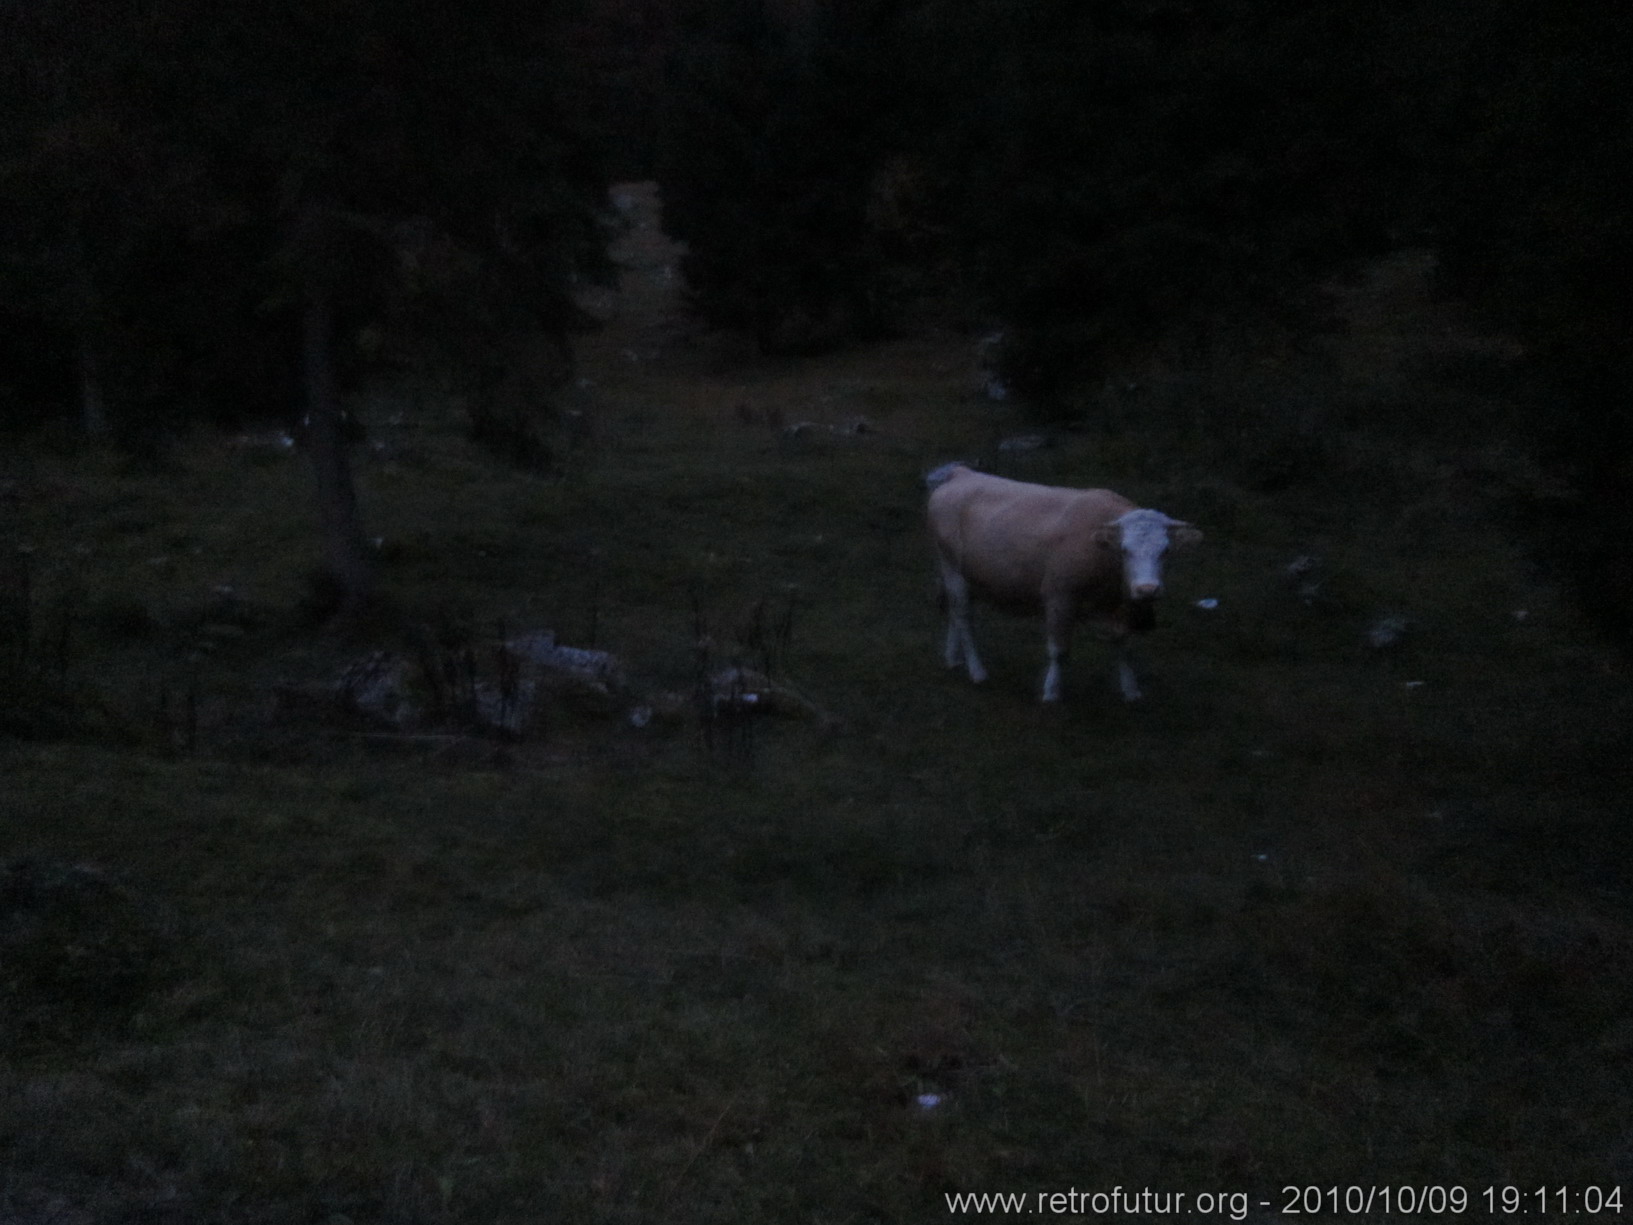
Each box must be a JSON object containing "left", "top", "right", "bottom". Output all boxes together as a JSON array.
[{"left": 2, "top": 184, "right": 1629, "bottom": 1224}]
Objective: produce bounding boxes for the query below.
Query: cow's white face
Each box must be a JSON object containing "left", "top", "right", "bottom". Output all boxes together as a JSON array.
[{"left": 1095, "top": 509, "right": 1201, "bottom": 600}]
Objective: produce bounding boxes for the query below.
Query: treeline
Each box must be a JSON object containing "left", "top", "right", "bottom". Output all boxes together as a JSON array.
[
  {"left": 3, "top": 1, "right": 1629, "bottom": 639},
  {"left": 652, "top": 0, "right": 1629, "bottom": 382},
  {"left": 0, "top": 0, "right": 609, "bottom": 443},
  {"left": 649, "top": 0, "right": 1633, "bottom": 641},
  {"left": 0, "top": 0, "right": 611, "bottom": 613}
]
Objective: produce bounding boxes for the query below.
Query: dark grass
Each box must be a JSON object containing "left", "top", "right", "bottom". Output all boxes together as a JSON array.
[{"left": 4, "top": 219, "right": 1633, "bottom": 1221}]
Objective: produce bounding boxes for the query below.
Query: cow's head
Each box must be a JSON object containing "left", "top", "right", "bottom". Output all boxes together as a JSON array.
[{"left": 1093, "top": 509, "right": 1202, "bottom": 600}]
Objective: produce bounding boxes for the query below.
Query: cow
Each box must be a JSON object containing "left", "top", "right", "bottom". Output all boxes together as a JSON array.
[{"left": 926, "top": 463, "right": 1201, "bottom": 703}]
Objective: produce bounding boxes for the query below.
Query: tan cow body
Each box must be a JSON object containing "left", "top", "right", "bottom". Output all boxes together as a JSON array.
[{"left": 926, "top": 464, "right": 1200, "bottom": 702}]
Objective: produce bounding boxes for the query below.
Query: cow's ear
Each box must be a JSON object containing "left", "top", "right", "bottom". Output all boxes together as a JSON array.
[
  {"left": 1092, "top": 525, "right": 1120, "bottom": 548},
  {"left": 1170, "top": 524, "right": 1203, "bottom": 547}
]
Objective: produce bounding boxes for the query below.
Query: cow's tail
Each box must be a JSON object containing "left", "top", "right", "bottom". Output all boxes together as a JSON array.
[{"left": 924, "top": 461, "right": 972, "bottom": 491}]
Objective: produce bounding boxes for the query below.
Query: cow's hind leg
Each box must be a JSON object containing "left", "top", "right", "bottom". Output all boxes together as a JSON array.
[{"left": 939, "top": 565, "right": 987, "bottom": 683}]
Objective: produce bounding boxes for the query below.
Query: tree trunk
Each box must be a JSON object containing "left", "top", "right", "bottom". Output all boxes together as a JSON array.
[
  {"left": 302, "top": 285, "right": 373, "bottom": 619},
  {"left": 76, "top": 336, "right": 107, "bottom": 437},
  {"left": 68, "top": 224, "right": 108, "bottom": 439}
]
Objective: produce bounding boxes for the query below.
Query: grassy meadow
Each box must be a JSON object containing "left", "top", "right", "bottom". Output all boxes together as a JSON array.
[{"left": 3, "top": 191, "right": 1632, "bottom": 1223}]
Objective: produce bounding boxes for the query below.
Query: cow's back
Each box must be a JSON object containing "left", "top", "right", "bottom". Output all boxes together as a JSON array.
[{"left": 929, "top": 471, "right": 1134, "bottom": 607}]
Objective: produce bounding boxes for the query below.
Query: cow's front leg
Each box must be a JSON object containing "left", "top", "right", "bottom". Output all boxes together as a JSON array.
[
  {"left": 1116, "top": 640, "right": 1142, "bottom": 701},
  {"left": 940, "top": 565, "right": 987, "bottom": 683},
  {"left": 1041, "top": 596, "right": 1075, "bottom": 703}
]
